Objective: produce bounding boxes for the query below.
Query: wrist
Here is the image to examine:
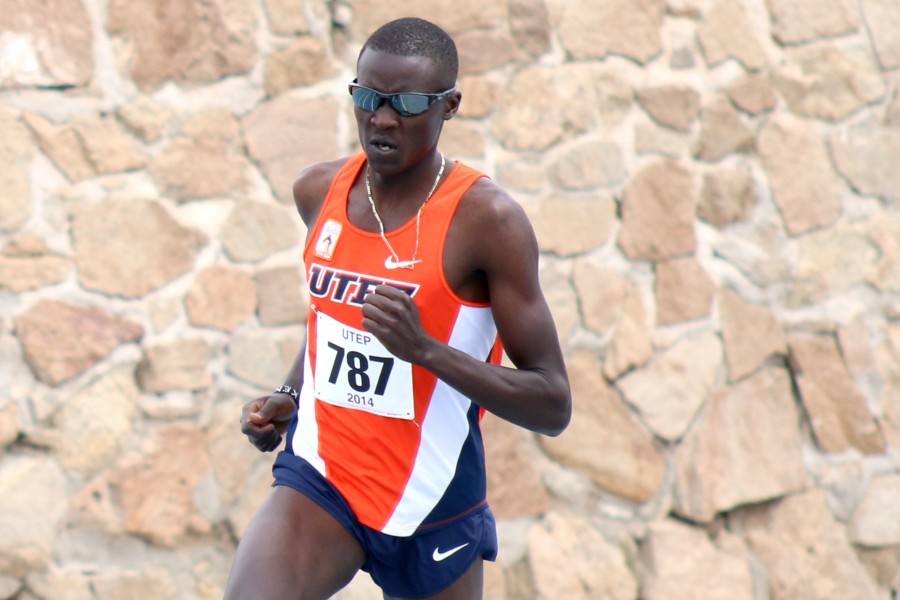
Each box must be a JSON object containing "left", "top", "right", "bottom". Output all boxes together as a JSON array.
[{"left": 273, "top": 384, "right": 299, "bottom": 406}]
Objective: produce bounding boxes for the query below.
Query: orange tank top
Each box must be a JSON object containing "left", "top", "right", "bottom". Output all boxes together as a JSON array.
[{"left": 287, "top": 153, "right": 502, "bottom": 536}]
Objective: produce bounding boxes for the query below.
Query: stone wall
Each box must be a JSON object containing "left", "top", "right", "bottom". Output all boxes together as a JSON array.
[{"left": 1, "top": 0, "right": 899, "bottom": 598}]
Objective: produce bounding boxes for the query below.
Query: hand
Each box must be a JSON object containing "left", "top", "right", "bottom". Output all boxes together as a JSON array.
[
  {"left": 240, "top": 393, "right": 298, "bottom": 452},
  {"left": 361, "top": 285, "right": 431, "bottom": 363}
]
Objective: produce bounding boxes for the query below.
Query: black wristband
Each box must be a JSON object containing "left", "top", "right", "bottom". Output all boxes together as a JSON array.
[{"left": 273, "top": 385, "right": 299, "bottom": 406}]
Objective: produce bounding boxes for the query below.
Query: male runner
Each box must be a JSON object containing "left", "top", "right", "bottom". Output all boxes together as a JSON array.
[{"left": 225, "top": 17, "right": 571, "bottom": 600}]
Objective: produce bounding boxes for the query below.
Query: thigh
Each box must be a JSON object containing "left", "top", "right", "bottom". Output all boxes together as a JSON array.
[
  {"left": 224, "top": 485, "right": 366, "bottom": 600},
  {"left": 383, "top": 559, "right": 483, "bottom": 600}
]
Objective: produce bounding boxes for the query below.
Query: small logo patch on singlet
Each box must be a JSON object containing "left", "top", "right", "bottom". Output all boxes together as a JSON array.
[{"left": 314, "top": 219, "right": 342, "bottom": 261}]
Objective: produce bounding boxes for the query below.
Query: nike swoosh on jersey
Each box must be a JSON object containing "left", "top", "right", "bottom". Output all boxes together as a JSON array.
[
  {"left": 384, "top": 257, "right": 422, "bottom": 269},
  {"left": 432, "top": 543, "right": 470, "bottom": 562}
]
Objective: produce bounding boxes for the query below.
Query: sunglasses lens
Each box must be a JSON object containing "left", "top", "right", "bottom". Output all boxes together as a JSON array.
[
  {"left": 351, "top": 86, "right": 383, "bottom": 112},
  {"left": 393, "top": 94, "right": 430, "bottom": 116}
]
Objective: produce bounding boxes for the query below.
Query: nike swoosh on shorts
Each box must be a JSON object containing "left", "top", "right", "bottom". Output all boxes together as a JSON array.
[{"left": 432, "top": 543, "right": 470, "bottom": 562}]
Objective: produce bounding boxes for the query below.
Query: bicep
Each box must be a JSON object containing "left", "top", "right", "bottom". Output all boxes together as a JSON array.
[{"left": 481, "top": 203, "right": 563, "bottom": 372}]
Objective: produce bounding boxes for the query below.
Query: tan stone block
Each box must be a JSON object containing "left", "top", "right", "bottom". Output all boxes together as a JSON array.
[
  {"left": 227, "top": 331, "right": 298, "bottom": 388},
  {"left": 654, "top": 257, "right": 715, "bottom": 324},
  {"left": 207, "top": 398, "right": 274, "bottom": 506},
  {"left": 494, "top": 157, "right": 543, "bottom": 193},
  {"left": 107, "top": 0, "right": 257, "bottom": 90},
  {"left": 509, "top": 0, "right": 552, "bottom": 57},
  {"left": 861, "top": 0, "right": 900, "bottom": 70},
  {"left": 549, "top": 139, "right": 625, "bottom": 190},
  {"left": 348, "top": 0, "right": 506, "bottom": 38},
  {"left": 91, "top": 569, "right": 179, "bottom": 600},
  {"left": 116, "top": 424, "right": 211, "bottom": 547},
  {"left": 728, "top": 72, "right": 777, "bottom": 115},
  {"left": 730, "top": 490, "right": 883, "bottom": 600},
  {"left": 440, "top": 119, "right": 486, "bottom": 159},
  {"left": 697, "top": 0, "right": 767, "bottom": 70},
  {"left": 53, "top": 365, "right": 139, "bottom": 473},
  {"left": 865, "top": 213, "right": 900, "bottom": 292},
  {"left": 694, "top": 98, "right": 755, "bottom": 162},
  {"left": 640, "top": 520, "right": 755, "bottom": 600},
  {"left": 264, "top": 0, "right": 310, "bottom": 35},
  {"left": 0, "top": 236, "right": 70, "bottom": 292},
  {"left": 0, "top": 401, "right": 20, "bottom": 449},
  {"left": 116, "top": 97, "right": 176, "bottom": 142},
  {"left": 573, "top": 258, "right": 628, "bottom": 336},
  {"left": 636, "top": 85, "right": 700, "bottom": 131},
  {"left": 491, "top": 63, "right": 610, "bottom": 151},
  {"left": 0, "top": 0, "right": 93, "bottom": 88},
  {"left": 538, "top": 257, "right": 580, "bottom": 346},
  {"left": 255, "top": 266, "right": 307, "bottom": 326},
  {"left": 618, "top": 159, "right": 697, "bottom": 261},
  {"left": 149, "top": 109, "right": 251, "bottom": 202},
  {"left": 541, "top": 351, "right": 665, "bottom": 503},
  {"left": 773, "top": 41, "right": 885, "bottom": 123},
  {"left": 558, "top": 0, "right": 665, "bottom": 63},
  {"left": 264, "top": 36, "right": 336, "bottom": 97},
  {"left": 634, "top": 122, "right": 690, "bottom": 157},
  {"left": 789, "top": 331, "right": 885, "bottom": 454},
  {"left": 185, "top": 266, "right": 257, "bottom": 331},
  {"left": 831, "top": 126, "right": 900, "bottom": 202},
  {"left": 526, "top": 194, "right": 615, "bottom": 255},
  {"left": 23, "top": 570, "right": 94, "bottom": 600},
  {"left": 243, "top": 94, "right": 340, "bottom": 203},
  {"left": 617, "top": 332, "right": 721, "bottom": 441},
  {"left": 527, "top": 513, "right": 638, "bottom": 600},
  {"left": 70, "top": 115, "right": 146, "bottom": 175},
  {"left": 15, "top": 300, "right": 144, "bottom": 386},
  {"left": 758, "top": 115, "right": 842, "bottom": 235},
  {"left": 222, "top": 201, "right": 300, "bottom": 263},
  {"left": 456, "top": 75, "right": 502, "bottom": 119},
  {"left": 603, "top": 285, "right": 654, "bottom": 380},
  {"left": 0, "top": 456, "right": 68, "bottom": 577},
  {"left": 227, "top": 455, "right": 279, "bottom": 539},
  {"left": 767, "top": 0, "right": 860, "bottom": 44},
  {"left": 71, "top": 200, "right": 207, "bottom": 297},
  {"left": 697, "top": 164, "right": 758, "bottom": 228},
  {"left": 789, "top": 225, "right": 880, "bottom": 306},
  {"left": 456, "top": 27, "right": 519, "bottom": 75},
  {"left": 848, "top": 475, "right": 900, "bottom": 547},
  {"left": 712, "top": 230, "right": 790, "bottom": 287},
  {"left": 69, "top": 474, "right": 123, "bottom": 535},
  {"left": 719, "top": 289, "right": 786, "bottom": 381},
  {"left": 0, "top": 107, "right": 34, "bottom": 232},
  {"left": 484, "top": 413, "right": 549, "bottom": 519},
  {"left": 673, "top": 367, "right": 806, "bottom": 522},
  {"left": 24, "top": 113, "right": 95, "bottom": 182},
  {"left": 137, "top": 338, "right": 212, "bottom": 392}
]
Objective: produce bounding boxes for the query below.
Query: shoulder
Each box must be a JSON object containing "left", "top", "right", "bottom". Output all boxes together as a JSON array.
[
  {"left": 459, "top": 177, "right": 535, "bottom": 244},
  {"left": 293, "top": 157, "right": 352, "bottom": 226},
  {"left": 453, "top": 175, "right": 539, "bottom": 270}
]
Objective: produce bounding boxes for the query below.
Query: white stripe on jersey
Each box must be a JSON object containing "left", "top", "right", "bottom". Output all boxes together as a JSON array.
[
  {"left": 291, "top": 343, "right": 326, "bottom": 474},
  {"left": 381, "top": 305, "right": 497, "bottom": 536}
]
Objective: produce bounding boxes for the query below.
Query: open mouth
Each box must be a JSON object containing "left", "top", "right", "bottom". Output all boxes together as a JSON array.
[{"left": 369, "top": 138, "right": 397, "bottom": 153}]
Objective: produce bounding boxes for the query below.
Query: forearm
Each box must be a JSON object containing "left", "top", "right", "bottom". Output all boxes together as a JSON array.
[
  {"left": 281, "top": 336, "right": 307, "bottom": 390},
  {"left": 418, "top": 338, "right": 570, "bottom": 436}
]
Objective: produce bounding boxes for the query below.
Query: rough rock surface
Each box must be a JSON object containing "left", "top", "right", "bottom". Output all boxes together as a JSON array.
[{"left": 2, "top": 1, "right": 898, "bottom": 598}]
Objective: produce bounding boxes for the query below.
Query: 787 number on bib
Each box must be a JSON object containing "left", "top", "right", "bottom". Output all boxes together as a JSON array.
[{"left": 314, "top": 312, "right": 415, "bottom": 420}]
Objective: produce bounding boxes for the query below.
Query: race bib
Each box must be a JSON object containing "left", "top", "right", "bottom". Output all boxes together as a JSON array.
[{"left": 314, "top": 311, "right": 415, "bottom": 420}]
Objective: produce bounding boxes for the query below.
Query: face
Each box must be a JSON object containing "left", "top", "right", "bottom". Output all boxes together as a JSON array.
[{"left": 354, "top": 48, "right": 460, "bottom": 176}]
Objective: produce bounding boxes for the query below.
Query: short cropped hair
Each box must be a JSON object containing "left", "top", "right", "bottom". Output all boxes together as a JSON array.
[{"left": 361, "top": 18, "right": 459, "bottom": 87}]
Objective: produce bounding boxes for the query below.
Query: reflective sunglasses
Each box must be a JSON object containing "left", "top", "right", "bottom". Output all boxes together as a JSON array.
[{"left": 349, "top": 80, "right": 456, "bottom": 117}]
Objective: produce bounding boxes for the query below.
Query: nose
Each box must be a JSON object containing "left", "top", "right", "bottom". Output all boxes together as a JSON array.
[{"left": 370, "top": 101, "right": 400, "bottom": 128}]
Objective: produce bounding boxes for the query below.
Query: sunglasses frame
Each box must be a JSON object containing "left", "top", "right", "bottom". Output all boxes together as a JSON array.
[{"left": 349, "top": 80, "right": 457, "bottom": 117}]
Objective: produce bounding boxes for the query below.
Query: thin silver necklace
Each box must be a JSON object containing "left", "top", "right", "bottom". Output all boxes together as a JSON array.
[{"left": 365, "top": 154, "right": 445, "bottom": 270}]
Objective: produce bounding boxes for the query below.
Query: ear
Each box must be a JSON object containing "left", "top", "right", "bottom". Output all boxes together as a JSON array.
[{"left": 443, "top": 91, "right": 462, "bottom": 121}]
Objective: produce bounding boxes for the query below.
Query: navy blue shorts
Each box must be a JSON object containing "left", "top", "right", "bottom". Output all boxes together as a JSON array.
[{"left": 272, "top": 452, "right": 498, "bottom": 598}]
